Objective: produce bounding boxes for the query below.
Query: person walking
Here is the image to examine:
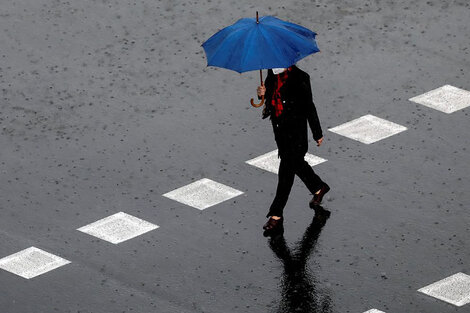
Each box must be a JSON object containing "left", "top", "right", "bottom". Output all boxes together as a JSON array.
[{"left": 258, "top": 65, "right": 330, "bottom": 232}]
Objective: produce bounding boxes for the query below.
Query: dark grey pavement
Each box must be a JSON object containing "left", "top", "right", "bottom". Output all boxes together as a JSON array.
[{"left": 0, "top": 0, "right": 469, "bottom": 312}]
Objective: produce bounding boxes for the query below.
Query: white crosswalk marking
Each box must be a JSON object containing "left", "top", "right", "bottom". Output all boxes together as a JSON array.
[
  {"left": 246, "top": 149, "right": 327, "bottom": 174},
  {"left": 163, "top": 178, "right": 244, "bottom": 210},
  {"left": 418, "top": 272, "right": 470, "bottom": 306},
  {"left": 363, "top": 310, "right": 386, "bottom": 313},
  {"left": 0, "top": 247, "right": 71, "bottom": 279},
  {"left": 328, "top": 114, "right": 407, "bottom": 144},
  {"left": 409, "top": 85, "right": 470, "bottom": 113},
  {"left": 77, "top": 212, "right": 159, "bottom": 244}
]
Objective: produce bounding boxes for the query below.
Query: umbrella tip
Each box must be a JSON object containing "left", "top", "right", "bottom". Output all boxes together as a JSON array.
[{"left": 256, "top": 11, "right": 259, "bottom": 23}]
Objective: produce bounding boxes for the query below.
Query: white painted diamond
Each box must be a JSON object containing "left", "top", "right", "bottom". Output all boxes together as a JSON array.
[
  {"left": 409, "top": 85, "right": 470, "bottom": 113},
  {"left": 328, "top": 114, "right": 407, "bottom": 144},
  {"left": 163, "top": 178, "right": 244, "bottom": 210},
  {"left": 246, "top": 149, "right": 327, "bottom": 174},
  {"left": 0, "top": 247, "right": 71, "bottom": 279},
  {"left": 363, "top": 310, "right": 386, "bottom": 313},
  {"left": 77, "top": 212, "right": 159, "bottom": 244},
  {"left": 418, "top": 272, "right": 470, "bottom": 306}
]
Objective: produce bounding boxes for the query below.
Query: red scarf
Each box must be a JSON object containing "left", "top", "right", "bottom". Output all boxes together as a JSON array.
[{"left": 271, "top": 69, "right": 290, "bottom": 117}]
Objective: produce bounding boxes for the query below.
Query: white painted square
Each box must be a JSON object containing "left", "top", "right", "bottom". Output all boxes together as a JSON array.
[
  {"left": 246, "top": 149, "right": 327, "bottom": 174},
  {"left": 409, "top": 85, "right": 470, "bottom": 113},
  {"left": 77, "top": 212, "right": 159, "bottom": 244},
  {"left": 418, "top": 272, "right": 470, "bottom": 306},
  {"left": 363, "top": 310, "right": 386, "bottom": 313},
  {"left": 163, "top": 178, "right": 244, "bottom": 210},
  {"left": 0, "top": 247, "right": 71, "bottom": 279},
  {"left": 328, "top": 114, "right": 407, "bottom": 144}
]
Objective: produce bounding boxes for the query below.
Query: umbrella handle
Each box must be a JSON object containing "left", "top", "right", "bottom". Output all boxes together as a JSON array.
[
  {"left": 250, "top": 95, "right": 265, "bottom": 107},
  {"left": 251, "top": 68, "right": 265, "bottom": 107}
]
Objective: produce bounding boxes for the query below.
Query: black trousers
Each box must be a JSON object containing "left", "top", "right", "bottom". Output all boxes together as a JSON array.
[{"left": 267, "top": 154, "right": 324, "bottom": 218}]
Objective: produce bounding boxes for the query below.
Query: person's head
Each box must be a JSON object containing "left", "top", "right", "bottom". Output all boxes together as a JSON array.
[
  {"left": 272, "top": 68, "right": 287, "bottom": 75},
  {"left": 271, "top": 66, "right": 294, "bottom": 75}
]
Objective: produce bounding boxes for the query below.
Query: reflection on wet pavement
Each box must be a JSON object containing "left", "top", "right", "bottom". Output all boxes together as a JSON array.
[{"left": 267, "top": 207, "right": 333, "bottom": 313}]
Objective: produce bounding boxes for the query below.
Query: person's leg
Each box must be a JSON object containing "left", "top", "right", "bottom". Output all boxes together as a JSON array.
[
  {"left": 295, "top": 158, "right": 325, "bottom": 195},
  {"left": 266, "top": 156, "right": 296, "bottom": 218},
  {"left": 294, "top": 155, "right": 331, "bottom": 206}
]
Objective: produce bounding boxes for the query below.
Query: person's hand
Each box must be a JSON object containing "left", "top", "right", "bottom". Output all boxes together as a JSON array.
[
  {"left": 257, "top": 85, "right": 266, "bottom": 97},
  {"left": 316, "top": 137, "right": 324, "bottom": 146}
]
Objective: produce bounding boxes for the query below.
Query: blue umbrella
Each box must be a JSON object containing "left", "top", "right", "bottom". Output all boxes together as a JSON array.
[{"left": 202, "top": 12, "right": 320, "bottom": 107}]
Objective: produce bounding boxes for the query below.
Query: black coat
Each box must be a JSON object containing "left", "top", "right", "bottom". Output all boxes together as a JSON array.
[{"left": 263, "top": 65, "right": 323, "bottom": 158}]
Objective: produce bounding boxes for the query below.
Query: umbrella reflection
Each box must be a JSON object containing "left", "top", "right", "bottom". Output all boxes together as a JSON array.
[{"left": 266, "top": 207, "right": 333, "bottom": 313}]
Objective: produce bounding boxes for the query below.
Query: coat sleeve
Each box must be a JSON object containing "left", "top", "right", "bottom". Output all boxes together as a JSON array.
[{"left": 302, "top": 74, "right": 323, "bottom": 141}]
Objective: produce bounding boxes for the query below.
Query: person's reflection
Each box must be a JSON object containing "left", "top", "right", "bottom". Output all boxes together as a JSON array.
[{"left": 266, "top": 207, "right": 333, "bottom": 313}]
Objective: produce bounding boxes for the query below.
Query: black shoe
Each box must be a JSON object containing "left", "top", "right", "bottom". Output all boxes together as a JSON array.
[
  {"left": 263, "top": 219, "right": 284, "bottom": 236},
  {"left": 263, "top": 217, "right": 283, "bottom": 231},
  {"left": 263, "top": 227, "right": 284, "bottom": 237},
  {"left": 309, "top": 183, "right": 330, "bottom": 208}
]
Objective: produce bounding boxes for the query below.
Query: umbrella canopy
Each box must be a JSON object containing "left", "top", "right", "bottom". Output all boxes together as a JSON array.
[{"left": 202, "top": 15, "right": 320, "bottom": 73}]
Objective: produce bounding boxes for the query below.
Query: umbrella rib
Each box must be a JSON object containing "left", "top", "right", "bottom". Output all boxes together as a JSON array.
[
  {"left": 262, "top": 17, "right": 316, "bottom": 38},
  {"left": 259, "top": 28, "right": 287, "bottom": 69},
  {"left": 260, "top": 26, "right": 298, "bottom": 67},
  {"left": 267, "top": 23, "right": 316, "bottom": 43},
  {"left": 205, "top": 24, "right": 253, "bottom": 70},
  {"left": 266, "top": 24, "right": 318, "bottom": 65},
  {"left": 239, "top": 26, "right": 264, "bottom": 72}
]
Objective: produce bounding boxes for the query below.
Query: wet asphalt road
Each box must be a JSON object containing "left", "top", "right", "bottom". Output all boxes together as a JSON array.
[{"left": 0, "top": 0, "right": 469, "bottom": 312}]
